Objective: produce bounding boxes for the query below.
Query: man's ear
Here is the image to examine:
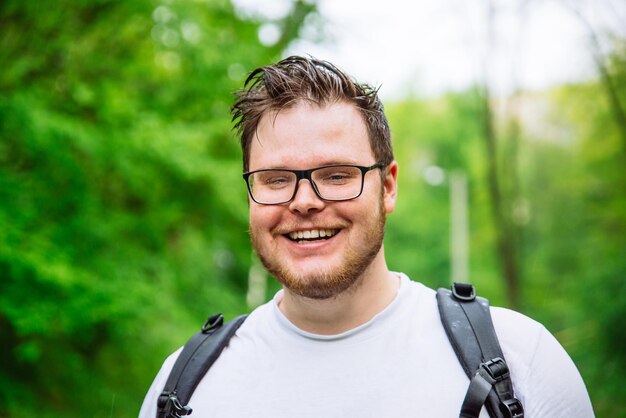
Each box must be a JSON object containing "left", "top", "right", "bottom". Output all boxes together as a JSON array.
[{"left": 383, "top": 161, "right": 398, "bottom": 214}]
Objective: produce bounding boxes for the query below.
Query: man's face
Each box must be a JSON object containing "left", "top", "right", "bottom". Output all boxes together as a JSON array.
[{"left": 247, "top": 101, "right": 397, "bottom": 300}]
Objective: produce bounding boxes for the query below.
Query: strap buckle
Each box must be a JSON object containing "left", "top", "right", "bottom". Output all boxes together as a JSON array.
[
  {"left": 452, "top": 282, "right": 476, "bottom": 301},
  {"left": 157, "top": 392, "right": 193, "bottom": 418},
  {"left": 478, "top": 357, "right": 510, "bottom": 384},
  {"left": 202, "top": 313, "right": 224, "bottom": 333},
  {"left": 500, "top": 398, "right": 524, "bottom": 418}
]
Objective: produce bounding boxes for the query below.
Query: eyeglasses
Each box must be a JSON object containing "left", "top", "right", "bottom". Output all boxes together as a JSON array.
[{"left": 243, "top": 163, "right": 383, "bottom": 205}]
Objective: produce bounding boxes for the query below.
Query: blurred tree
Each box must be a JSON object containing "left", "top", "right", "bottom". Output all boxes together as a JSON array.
[
  {"left": 550, "top": 74, "right": 626, "bottom": 417},
  {"left": 478, "top": 0, "right": 523, "bottom": 309},
  {"left": 566, "top": 1, "right": 626, "bottom": 156},
  {"left": 0, "top": 0, "right": 317, "bottom": 416}
]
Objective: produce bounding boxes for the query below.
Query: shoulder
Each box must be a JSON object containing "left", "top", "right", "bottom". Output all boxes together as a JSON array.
[
  {"left": 488, "top": 306, "right": 545, "bottom": 383},
  {"left": 138, "top": 345, "right": 183, "bottom": 418},
  {"left": 490, "top": 306, "right": 545, "bottom": 357},
  {"left": 138, "top": 301, "right": 272, "bottom": 418},
  {"left": 489, "top": 306, "right": 594, "bottom": 417}
]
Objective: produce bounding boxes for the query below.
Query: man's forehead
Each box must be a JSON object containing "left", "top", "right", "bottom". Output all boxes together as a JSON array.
[{"left": 248, "top": 101, "right": 374, "bottom": 170}]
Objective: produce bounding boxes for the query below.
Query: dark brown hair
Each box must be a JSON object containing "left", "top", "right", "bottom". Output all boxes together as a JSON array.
[{"left": 231, "top": 55, "right": 393, "bottom": 171}]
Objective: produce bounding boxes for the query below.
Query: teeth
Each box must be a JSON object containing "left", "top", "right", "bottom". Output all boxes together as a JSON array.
[{"left": 288, "top": 229, "right": 337, "bottom": 240}]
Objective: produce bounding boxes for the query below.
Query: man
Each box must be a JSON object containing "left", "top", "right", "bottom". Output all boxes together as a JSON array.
[{"left": 140, "top": 56, "right": 594, "bottom": 417}]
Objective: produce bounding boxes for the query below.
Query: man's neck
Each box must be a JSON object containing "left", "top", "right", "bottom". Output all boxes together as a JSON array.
[{"left": 277, "top": 252, "right": 400, "bottom": 335}]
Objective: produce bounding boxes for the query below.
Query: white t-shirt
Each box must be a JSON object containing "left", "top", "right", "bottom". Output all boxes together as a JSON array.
[{"left": 139, "top": 274, "right": 594, "bottom": 417}]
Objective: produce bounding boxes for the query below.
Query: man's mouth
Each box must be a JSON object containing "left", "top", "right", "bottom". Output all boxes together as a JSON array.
[{"left": 286, "top": 229, "right": 339, "bottom": 242}]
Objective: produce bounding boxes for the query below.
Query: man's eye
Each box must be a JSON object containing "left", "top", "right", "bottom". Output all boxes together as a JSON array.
[
  {"left": 264, "top": 176, "right": 291, "bottom": 187},
  {"left": 267, "top": 177, "right": 286, "bottom": 184},
  {"left": 321, "top": 172, "right": 355, "bottom": 183}
]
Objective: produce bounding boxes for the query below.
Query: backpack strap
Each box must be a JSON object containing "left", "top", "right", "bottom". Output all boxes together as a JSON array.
[
  {"left": 157, "top": 313, "right": 248, "bottom": 418},
  {"left": 437, "top": 283, "right": 524, "bottom": 418}
]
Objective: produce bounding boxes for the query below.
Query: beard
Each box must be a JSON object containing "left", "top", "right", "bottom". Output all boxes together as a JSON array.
[{"left": 250, "top": 197, "right": 387, "bottom": 300}]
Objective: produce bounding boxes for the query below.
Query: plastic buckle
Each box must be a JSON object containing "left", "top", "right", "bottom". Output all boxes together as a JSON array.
[
  {"left": 479, "top": 357, "right": 510, "bottom": 384},
  {"left": 158, "top": 392, "right": 193, "bottom": 418},
  {"left": 451, "top": 282, "right": 476, "bottom": 301},
  {"left": 500, "top": 398, "right": 524, "bottom": 418},
  {"left": 202, "top": 313, "right": 224, "bottom": 333}
]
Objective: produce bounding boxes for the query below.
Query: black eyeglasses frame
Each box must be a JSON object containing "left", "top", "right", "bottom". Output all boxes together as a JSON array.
[{"left": 242, "top": 163, "right": 384, "bottom": 205}]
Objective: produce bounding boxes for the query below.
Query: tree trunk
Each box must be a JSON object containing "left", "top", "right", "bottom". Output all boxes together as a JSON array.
[
  {"left": 480, "top": 0, "right": 522, "bottom": 308},
  {"left": 480, "top": 85, "right": 521, "bottom": 309}
]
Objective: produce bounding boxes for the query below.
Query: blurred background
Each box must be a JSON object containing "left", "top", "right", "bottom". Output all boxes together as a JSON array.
[{"left": 1, "top": 0, "right": 624, "bottom": 416}]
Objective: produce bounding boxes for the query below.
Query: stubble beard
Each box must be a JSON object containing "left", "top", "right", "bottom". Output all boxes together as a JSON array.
[{"left": 250, "top": 198, "right": 387, "bottom": 300}]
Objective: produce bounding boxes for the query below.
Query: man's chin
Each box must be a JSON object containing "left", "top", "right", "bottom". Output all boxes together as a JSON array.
[{"left": 273, "top": 266, "right": 361, "bottom": 300}]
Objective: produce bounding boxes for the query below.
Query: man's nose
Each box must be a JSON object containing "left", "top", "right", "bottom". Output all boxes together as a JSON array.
[{"left": 288, "top": 179, "right": 325, "bottom": 214}]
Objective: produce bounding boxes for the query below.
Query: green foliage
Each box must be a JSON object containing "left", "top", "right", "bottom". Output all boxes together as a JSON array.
[
  {"left": 0, "top": 0, "right": 316, "bottom": 416},
  {"left": 544, "top": 79, "right": 626, "bottom": 417}
]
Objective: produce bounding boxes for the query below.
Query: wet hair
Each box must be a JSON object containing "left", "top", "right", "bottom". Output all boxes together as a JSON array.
[{"left": 231, "top": 55, "right": 393, "bottom": 171}]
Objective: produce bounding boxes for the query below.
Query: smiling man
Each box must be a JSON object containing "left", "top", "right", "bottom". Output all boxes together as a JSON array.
[
  {"left": 246, "top": 99, "right": 398, "bottom": 333},
  {"left": 140, "top": 56, "right": 594, "bottom": 418}
]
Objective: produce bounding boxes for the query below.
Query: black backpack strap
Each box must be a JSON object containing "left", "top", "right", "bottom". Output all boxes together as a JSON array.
[
  {"left": 156, "top": 313, "right": 248, "bottom": 418},
  {"left": 437, "top": 283, "right": 524, "bottom": 418}
]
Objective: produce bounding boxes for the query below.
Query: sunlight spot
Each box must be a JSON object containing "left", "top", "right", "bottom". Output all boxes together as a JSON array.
[
  {"left": 228, "top": 63, "right": 247, "bottom": 81},
  {"left": 423, "top": 165, "right": 446, "bottom": 186},
  {"left": 181, "top": 21, "right": 202, "bottom": 44},
  {"left": 152, "top": 6, "right": 175, "bottom": 24},
  {"left": 258, "top": 23, "right": 281, "bottom": 46}
]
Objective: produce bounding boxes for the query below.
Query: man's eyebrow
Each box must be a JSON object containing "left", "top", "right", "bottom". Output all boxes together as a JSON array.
[{"left": 251, "top": 162, "right": 362, "bottom": 171}]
